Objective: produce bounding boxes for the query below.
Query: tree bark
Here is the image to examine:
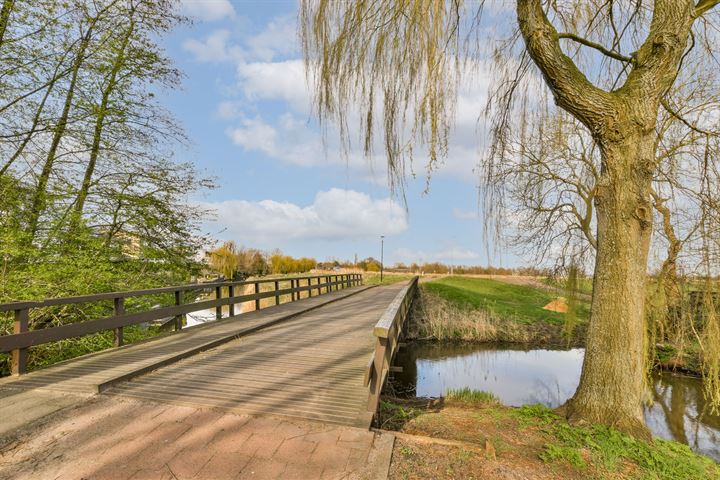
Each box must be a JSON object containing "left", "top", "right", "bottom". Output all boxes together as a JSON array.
[
  {"left": 515, "top": 0, "right": 701, "bottom": 438},
  {"left": 0, "top": 0, "right": 14, "bottom": 49},
  {"left": 565, "top": 130, "right": 655, "bottom": 439}
]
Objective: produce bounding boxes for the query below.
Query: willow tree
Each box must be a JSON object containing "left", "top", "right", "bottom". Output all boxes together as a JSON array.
[{"left": 301, "top": 0, "right": 720, "bottom": 437}]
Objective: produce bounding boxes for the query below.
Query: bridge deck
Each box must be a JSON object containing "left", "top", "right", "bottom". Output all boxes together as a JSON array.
[
  {"left": 105, "top": 284, "right": 405, "bottom": 427},
  {"left": 0, "top": 285, "right": 372, "bottom": 395},
  {"left": 1, "top": 282, "right": 407, "bottom": 430}
]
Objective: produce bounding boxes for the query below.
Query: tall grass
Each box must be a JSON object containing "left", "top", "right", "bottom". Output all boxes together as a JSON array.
[
  {"left": 444, "top": 387, "right": 499, "bottom": 405},
  {"left": 408, "top": 289, "right": 532, "bottom": 342}
]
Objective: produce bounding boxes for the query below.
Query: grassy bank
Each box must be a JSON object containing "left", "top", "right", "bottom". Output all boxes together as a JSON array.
[
  {"left": 363, "top": 272, "right": 418, "bottom": 286},
  {"left": 411, "top": 275, "right": 705, "bottom": 374},
  {"left": 423, "top": 276, "right": 590, "bottom": 325},
  {"left": 409, "top": 276, "right": 589, "bottom": 346},
  {"left": 381, "top": 397, "right": 719, "bottom": 480}
]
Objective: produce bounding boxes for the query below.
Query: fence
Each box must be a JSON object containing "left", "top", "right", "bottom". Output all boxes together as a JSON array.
[{"left": 0, "top": 273, "right": 363, "bottom": 375}]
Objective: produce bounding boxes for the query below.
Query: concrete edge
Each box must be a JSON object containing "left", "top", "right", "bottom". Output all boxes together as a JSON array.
[
  {"left": 372, "top": 428, "right": 484, "bottom": 451},
  {"left": 95, "top": 285, "right": 377, "bottom": 392},
  {"left": 353, "top": 430, "right": 395, "bottom": 480}
]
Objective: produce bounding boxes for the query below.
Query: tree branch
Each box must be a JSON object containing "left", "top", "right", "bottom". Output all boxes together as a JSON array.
[
  {"left": 557, "top": 32, "right": 632, "bottom": 63},
  {"left": 695, "top": 0, "right": 720, "bottom": 18},
  {"left": 622, "top": 1, "right": 695, "bottom": 99},
  {"left": 516, "top": 0, "right": 615, "bottom": 130},
  {"left": 660, "top": 97, "right": 715, "bottom": 136}
]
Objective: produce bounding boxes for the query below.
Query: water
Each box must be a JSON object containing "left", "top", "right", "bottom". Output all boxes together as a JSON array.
[{"left": 393, "top": 342, "right": 720, "bottom": 461}]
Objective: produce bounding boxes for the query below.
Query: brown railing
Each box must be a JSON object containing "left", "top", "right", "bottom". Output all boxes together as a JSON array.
[
  {"left": 0, "top": 273, "right": 363, "bottom": 376},
  {"left": 364, "top": 276, "right": 418, "bottom": 416}
]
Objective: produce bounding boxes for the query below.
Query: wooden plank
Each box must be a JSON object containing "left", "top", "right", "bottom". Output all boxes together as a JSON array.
[{"left": 104, "top": 283, "right": 407, "bottom": 426}]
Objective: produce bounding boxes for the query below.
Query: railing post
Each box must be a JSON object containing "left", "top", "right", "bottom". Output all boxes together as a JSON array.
[
  {"left": 308, "top": 277, "right": 312, "bottom": 297},
  {"left": 367, "top": 336, "right": 388, "bottom": 413},
  {"left": 215, "top": 286, "right": 222, "bottom": 319},
  {"left": 113, "top": 297, "right": 124, "bottom": 347},
  {"left": 174, "top": 290, "right": 183, "bottom": 330},
  {"left": 292, "top": 279, "right": 297, "bottom": 301},
  {"left": 254, "top": 282, "right": 260, "bottom": 311},
  {"left": 228, "top": 285, "right": 235, "bottom": 317},
  {"left": 274, "top": 280, "right": 280, "bottom": 305},
  {"left": 11, "top": 307, "right": 29, "bottom": 376}
]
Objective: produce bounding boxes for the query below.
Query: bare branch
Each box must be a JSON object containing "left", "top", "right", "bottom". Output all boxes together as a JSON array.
[
  {"left": 516, "top": 0, "right": 615, "bottom": 129},
  {"left": 558, "top": 32, "right": 632, "bottom": 63}
]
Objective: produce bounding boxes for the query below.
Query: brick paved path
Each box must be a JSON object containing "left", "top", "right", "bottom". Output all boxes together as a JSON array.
[{"left": 0, "top": 396, "right": 394, "bottom": 479}]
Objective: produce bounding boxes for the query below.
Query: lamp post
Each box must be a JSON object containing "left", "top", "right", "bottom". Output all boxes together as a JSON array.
[{"left": 380, "top": 235, "right": 385, "bottom": 283}]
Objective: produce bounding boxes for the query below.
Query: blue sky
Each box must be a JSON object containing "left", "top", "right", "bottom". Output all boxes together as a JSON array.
[{"left": 166, "top": 0, "right": 520, "bottom": 267}]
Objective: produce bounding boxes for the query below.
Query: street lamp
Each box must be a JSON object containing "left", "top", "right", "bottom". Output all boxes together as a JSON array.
[{"left": 380, "top": 235, "right": 385, "bottom": 283}]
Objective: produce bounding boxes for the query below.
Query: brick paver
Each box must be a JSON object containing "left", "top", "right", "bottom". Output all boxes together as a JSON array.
[{"left": 0, "top": 396, "right": 394, "bottom": 479}]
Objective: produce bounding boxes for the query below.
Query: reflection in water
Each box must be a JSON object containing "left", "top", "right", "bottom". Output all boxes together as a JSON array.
[{"left": 393, "top": 343, "right": 720, "bottom": 462}]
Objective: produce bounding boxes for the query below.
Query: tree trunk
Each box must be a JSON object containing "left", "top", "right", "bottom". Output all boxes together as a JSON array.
[
  {"left": 0, "top": 69, "right": 58, "bottom": 178},
  {"left": 26, "top": 25, "right": 93, "bottom": 240},
  {"left": 0, "top": 0, "right": 14, "bottom": 49},
  {"left": 73, "top": 17, "right": 134, "bottom": 222},
  {"left": 565, "top": 130, "right": 655, "bottom": 439}
]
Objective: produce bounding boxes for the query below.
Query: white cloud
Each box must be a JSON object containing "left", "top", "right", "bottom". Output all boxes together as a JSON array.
[
  {"left": 246, "top": 16, "right": 298, "bottom": 61},
  {"left": 201, "top": 188, "right": 408, "bottom": 242},
  {"left": 182, "top": 30, "right": 243, "bottom": 63},
  {"left": 225, "top": 114, "right": 388, "bottom": 184},
  {"left": 183, "top": 15, "right": 297, "bottom": 64},
  {"left": 237, "top": 60, "right": 310, "bottom": 112},
  {"left": 180, "top": 16, "right": 497, "bottom": 184},
  {"left": 180, "top": 0, "right": 235, "bottom": 22}
]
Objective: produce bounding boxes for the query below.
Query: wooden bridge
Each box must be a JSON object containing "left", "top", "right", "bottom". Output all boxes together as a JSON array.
[{"left": 0, "top": 274, "right": 416, "bottom": 439}]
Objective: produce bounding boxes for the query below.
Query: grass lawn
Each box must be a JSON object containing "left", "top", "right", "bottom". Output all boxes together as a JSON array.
[
  {"left": 363, "top": 272, "right": 416, "bottom": 286},
  {"left": 542, "top": 275, "right": 594, "bottom": 296},
  {"left": 382, "top": 398, "right": 719, "bottom": 480},
  {"left": 423, "top": 276, "right": 589, "bottom": 326}
]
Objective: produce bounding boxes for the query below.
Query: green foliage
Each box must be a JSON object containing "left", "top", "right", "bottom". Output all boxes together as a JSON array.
[
  {"left": 0, "top": 211, "right": 203, "bottom": 376},
  {"left": 541, "top": 444, "right": 587, "bottom": 468},
  {"left": 0, "top": 2, "right": 213, "bottom": 376},
  {"left": 444, "top": 387, "right": 498, "bottom": 405},
  {"left": 357, "top": 257, "right": 382, "bottom": 272},
  {"left": 514, "top": 404, "right": 720, "bottom": 479},
  {"left": 424, "top": 277, "right": 590, "bottom": 326},
  {"left": 379, "top": 400, "right": 423, "bottom": 430},
  {"left": 268, "top": 252, "right": 317, "bottom": 275},
  {"left": 399, "top": 446, "right": 416, "bottom": 457},
  {"left": 207, "top": 241, "right": 268, "bottom": 279},
  {"left": 513, "top": 404, "right": 558, "bottom": 425}
]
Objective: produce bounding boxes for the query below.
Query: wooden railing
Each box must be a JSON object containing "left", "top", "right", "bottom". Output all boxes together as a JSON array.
[
  {"left": 364, "top": 276, "right": 418, "bottom": 416},
  {"left": 0, "top": 273, "right": 363, "bottom": 376}
]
